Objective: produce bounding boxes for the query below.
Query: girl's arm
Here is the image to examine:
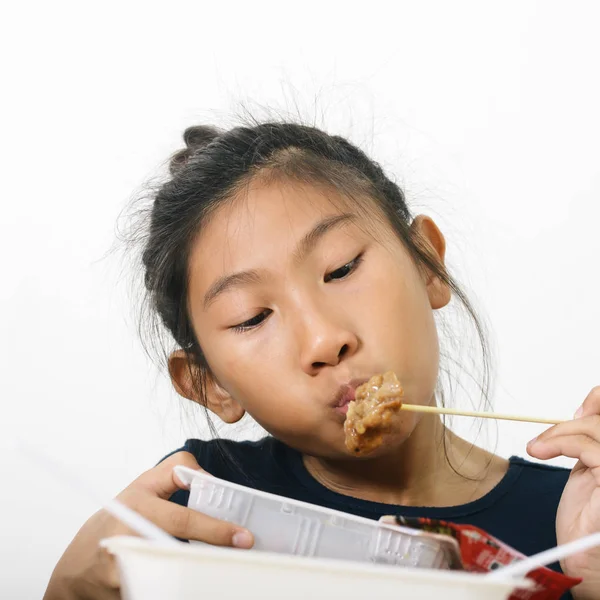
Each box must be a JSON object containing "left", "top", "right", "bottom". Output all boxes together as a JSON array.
[{"left": 43, "top": 451, "right": 254, "bottom": 600}]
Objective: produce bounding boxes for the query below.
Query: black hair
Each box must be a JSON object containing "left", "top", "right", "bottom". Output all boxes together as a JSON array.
[{"left": 122, "top": 118, "right": 491, "bottom": 477}]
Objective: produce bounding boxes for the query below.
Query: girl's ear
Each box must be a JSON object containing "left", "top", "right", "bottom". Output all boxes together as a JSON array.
[
  {"left": 410, "top": 215, "right": 451, "bottom": 310},
  {"left": 167, "top": 350, "right": 245, "bottom": 424}
]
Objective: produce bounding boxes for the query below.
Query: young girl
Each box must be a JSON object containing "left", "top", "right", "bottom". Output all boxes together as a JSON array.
[{"left": 44, "top": 122, "right": 600, "bottom": 599}]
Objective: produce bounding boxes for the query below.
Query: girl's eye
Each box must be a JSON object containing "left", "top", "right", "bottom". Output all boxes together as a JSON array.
[
  {"left": 324, "top": 253, "right": 364, "bottom": 283},
  {"left": 231, "top": 309, "right": 272, "bottom": 333}
]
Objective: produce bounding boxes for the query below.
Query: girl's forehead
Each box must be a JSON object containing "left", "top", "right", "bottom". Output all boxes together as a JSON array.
[
  {"left": 187, "top": 182, "right": 377, "bottom": 293},
  {"left": 227, "top": 181, "right": 359, "bottom": 229},
  {"left": 196, "top": 182, "right": 369, "bottom": 257}
]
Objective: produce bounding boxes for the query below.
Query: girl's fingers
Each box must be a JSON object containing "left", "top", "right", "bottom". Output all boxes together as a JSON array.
[
  {"left": 118, "top": 453, "right": 254, "bottom": 548},
  {"left": 528, "top": 433, "right": 600, "bottom": 469},
  {"left": 575, "top": 386, "right": 600, "bottom": 419},
  {"left": 526, "top": 388, "right": 600, "bottom": 447},
  {"left": 533, "top": 415, "right": 600, "bottom": 446},
  {"left": 130, "top": 495, "right": 254, "bottom": 547},
  {"left": 121, "top": 452, "right": 254, "bottom": 546},
  {"left": 132, "top": 451, "right": 206, "bottom": 499}
]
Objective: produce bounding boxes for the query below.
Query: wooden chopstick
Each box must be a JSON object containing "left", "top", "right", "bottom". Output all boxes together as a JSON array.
[{"left": 400, "top": 403, "right": 564, "bottom": 425}]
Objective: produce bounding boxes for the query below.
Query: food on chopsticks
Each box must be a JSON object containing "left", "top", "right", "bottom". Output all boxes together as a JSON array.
[
  {"left": 344, "top": 371, "right": 404, "bottom": 455},
  {"left": 344, "top": 371, "right": 563, "bottom": 455}
]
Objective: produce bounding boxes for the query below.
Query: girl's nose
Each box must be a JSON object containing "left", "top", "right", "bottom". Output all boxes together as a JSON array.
[{"left": 297, "top": 308, "right": 359, "bottom": 375}]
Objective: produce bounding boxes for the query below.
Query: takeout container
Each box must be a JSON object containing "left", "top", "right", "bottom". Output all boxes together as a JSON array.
[
  {"left": 102, "top": 535, "right": 533, "bottom": 600},
  {"left": 174, "top": 465, "right": 459, "bottom": 569},
  {"left": 101, "top": 466, "right": 534, "bottom": 600}
]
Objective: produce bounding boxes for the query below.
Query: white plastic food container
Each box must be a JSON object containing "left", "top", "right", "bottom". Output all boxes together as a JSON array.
[
  {"left": 102, "top": 535, "right": 532, "bottom": 600},
  {"left": 174, "top": 465, "right": 459, "bottom": 569}
]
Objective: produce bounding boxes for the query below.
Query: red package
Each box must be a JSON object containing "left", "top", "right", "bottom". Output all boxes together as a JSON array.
[{"left": 387, "top": 516, "right": 581, "bottom": 600}]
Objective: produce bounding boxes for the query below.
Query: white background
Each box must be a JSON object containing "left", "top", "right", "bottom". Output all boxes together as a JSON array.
[{"left": 1, "top": 1, "right": 599, "bottom": 597}]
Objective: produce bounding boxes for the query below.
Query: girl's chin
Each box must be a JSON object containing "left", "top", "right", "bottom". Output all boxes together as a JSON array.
[
  {"left": 345, "top": 443, "right": 403, "bottom": 460},
  {"left": 323, "top": 435, "right": 408, "bottom": 461}
]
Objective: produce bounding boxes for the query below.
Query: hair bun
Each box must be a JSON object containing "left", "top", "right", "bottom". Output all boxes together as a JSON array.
[
  {"left": 169, "top": 125, "right": 221, "bottom": 176},
  {"left": 184, "top": 125, "right": 220, "bottom": 149}
]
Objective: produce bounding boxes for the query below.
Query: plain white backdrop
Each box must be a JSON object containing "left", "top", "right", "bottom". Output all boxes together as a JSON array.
[{"left": 1, "top": 1, "right": 599, "bottom": 597}]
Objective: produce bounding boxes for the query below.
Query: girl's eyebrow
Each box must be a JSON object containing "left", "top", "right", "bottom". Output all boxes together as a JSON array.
[
  {"left": 203, "top": 270, "right": 263, "bottom": 310},
  {"left": 203, "top": 212, "right": 356, "bottom": 310},
  {"left": 293, "top": 213, "right": 356, "bottom": 264}
]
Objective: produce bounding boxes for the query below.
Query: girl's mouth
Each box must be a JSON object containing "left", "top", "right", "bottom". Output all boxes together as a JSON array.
[
  {"left": 332, "top": 382, "right": 363, "bottom": 415},
  {"left": 336, "top": 403, "right": 350, "bottom": 415}
]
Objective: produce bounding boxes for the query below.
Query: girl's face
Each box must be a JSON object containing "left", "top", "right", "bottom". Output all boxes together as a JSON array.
[{"left": 179, "top": 181, "right": 449, "bottom": 459}]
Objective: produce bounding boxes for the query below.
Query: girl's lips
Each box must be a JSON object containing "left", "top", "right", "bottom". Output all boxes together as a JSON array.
[
  {"left": 335, "top": 403, "right": 350, "bottom": 416},
  {"left": 334, "top": 385, "right": 356, "bottom": 407},
  {"left": 332, "top": 380, "right": 365, "bottom": 415}
]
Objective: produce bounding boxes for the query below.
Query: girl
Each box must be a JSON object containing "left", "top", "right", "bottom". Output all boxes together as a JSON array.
[{"left": 45, "top": 122, "right": 600, "bottom": 599}]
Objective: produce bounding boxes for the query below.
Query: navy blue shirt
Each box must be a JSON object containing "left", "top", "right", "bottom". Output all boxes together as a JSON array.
[{"left": 164, "top": 436, "right": 572, "bottom": 597}]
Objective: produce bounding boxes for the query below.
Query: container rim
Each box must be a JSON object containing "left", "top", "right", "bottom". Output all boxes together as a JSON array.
[{"left": 100, "top": 535, "right": 534, "bottom": 590}]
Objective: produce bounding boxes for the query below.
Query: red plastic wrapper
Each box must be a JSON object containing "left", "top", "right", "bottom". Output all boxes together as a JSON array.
[{"left": 386, "top": 516, "right": 581, "bottom": 600}]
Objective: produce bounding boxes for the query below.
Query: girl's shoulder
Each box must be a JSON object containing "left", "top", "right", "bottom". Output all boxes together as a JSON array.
[
  {"left": 485, "top": 455, "right": 570, "bottom": 516},
  {"left": 507, "top": 455, "right": 571, "bottom": 486},
  {"left": 159, "top": 436, "right": 291, "bottom": 487},
  {"left": 509, "top": 455, "right": 571, "bottom": 471}
]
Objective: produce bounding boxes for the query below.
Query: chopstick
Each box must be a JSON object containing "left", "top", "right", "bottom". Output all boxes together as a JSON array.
[
  {"left": 487, "top": 531, "right": 600, "bottom": 580},
  {"left": 16, "top": 440, "right": 180, "bottom": 546},
  {"left": 399, "top": 403, "right": 564, "bottom": 425}
]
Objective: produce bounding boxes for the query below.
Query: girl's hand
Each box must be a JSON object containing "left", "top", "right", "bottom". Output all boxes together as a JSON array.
[
  {"left": 527, "top": 386, "right": 600, "bottom": 599},
  {"left": 43, "top": 452, "right": 254, "bottom": 600}
]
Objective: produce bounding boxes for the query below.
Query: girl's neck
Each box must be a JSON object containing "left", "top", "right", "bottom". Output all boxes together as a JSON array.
[{"left": 303, "top": 414, "right": 508, "bottom": 508}]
